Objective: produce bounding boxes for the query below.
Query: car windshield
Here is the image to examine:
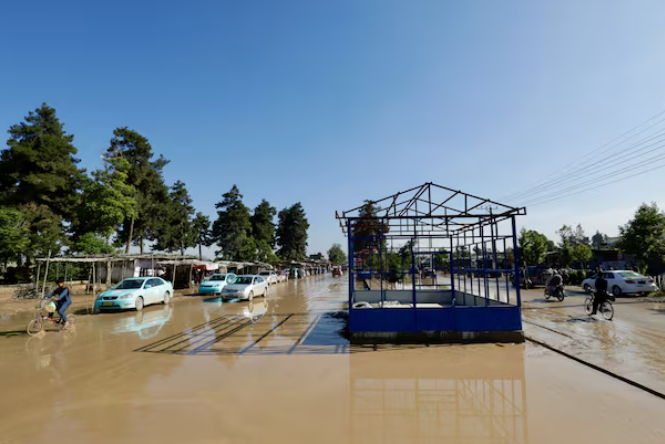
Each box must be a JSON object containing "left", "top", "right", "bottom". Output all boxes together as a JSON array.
[
  {"left": 116, "top": 279, "right": 145, "bottom": 290},
  {"left": 233, "top": 277, "right": 253, "bottom": 285},
  {"left": 209, "top": 275, "right": 226, "bottom": 281},
  {"left": 618, "top": 271, "right": 643, "bottom": 279}
]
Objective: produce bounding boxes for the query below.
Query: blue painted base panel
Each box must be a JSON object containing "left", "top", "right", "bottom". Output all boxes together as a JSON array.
[{"left": 349, "top": 306, "right": 522, "bottom": 333}]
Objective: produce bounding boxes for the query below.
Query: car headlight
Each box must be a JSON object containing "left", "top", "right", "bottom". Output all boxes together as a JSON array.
[{"left": 120, "top": 294, "right": 134, "bottom": 299}]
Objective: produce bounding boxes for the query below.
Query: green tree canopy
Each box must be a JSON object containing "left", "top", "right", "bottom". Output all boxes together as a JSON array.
[
  {"left": 518, "top": 228, "right": 549, "bottom": 265},
  {"left": 69, "top": 232, "right": 114, "bottom": 255},
  {"left": 154, "top": 181, "right": 197, "bottom": 255},
  {"left": 0, "top": 207, "right": 29, "bottom": 264},
  {"left": 571, "top": 244, "right": 593, "bottom": 268},
  {"left": 192, "top": 212, "right": 212, "bottom": 260},
  {"left": 251, "top": 199, "right": 277, "bottom": 262},
  {"left": 591, "top": 230, "right": 608, "bottom": 248},
  {"left": 616, "top": 202, "right": 665, "bottom": 273},
  {"left": 276, "top": 202, "right": 309, "bottom": 261},
  {"left": 107, "top": 127, "right": 169, "bottom": 253},
  {"left": 76, "top": 156, "right": 136, "bottom": 242},
  {"left": 328, "top": 243, "right": 347, "bottom": 265},
  {"left": 212, "top": 185, "right": 254, "bottom": 261}
]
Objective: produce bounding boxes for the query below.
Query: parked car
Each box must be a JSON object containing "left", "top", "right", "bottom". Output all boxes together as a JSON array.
[
  {"left": 275, "top": 271, "right": 288, "bottom": 283},
  {"left": 581, "top": 270, "right": 658, "bottom": 297},
  {"left": 258, "top": 270, "right": 278, "bottom": 285},
  {"left": 510, "top": 266, "right": 553, "bottom": 288},
  {"left": 221, "top": 275, "right": 268, "bottom": 301},
  {"left": 95, "top": 277, "right": 173, "bottom": 311},
  {"left": 198, "top": 273, "right": 237, "bottom": 295}
]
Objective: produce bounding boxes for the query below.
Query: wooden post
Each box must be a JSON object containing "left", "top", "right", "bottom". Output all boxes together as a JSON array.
[
  {"left": 35, "top": 262, "right": 41, "bottom": 290},
  {"left": 172, "top": 262, "right": 177, "bottom": 287},
  {"left": 41, "top": 250, "right": 52, "bottom": 298},
  {"left": 106, "top": 259, "right": 112, "bottom": 287},
  {"left": 188, "top": 263, "right": 194, "bottom": 288}
]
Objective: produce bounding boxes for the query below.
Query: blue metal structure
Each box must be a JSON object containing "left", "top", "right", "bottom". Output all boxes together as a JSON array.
[{"left": 336, "top": 182, "right": 527, "bottom": 342}]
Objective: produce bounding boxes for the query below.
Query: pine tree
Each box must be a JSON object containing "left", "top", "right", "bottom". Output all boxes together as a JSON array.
[
  {"left": 276, "top": 203, "right": 309, "bottom": 261},
  {"left": 251, "top": 199, "right": 277, "bottom": 262},
  {"left": 192, "top": 212, "right": 212, "bottom": 260},
  {"left": 212, "top": 185, "right": 254, "bottom": 261},
  {"left": 154, "top": 181, "right": 197, "bottom": 255}
]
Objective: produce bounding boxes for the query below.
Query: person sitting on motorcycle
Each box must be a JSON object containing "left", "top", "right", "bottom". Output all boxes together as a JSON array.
[
  {"left": 590, "top": 272, "right": 608, "bottom": 316},
  {"left": 45, "top": 279, "right": 72, "bottom": 329},
  {"left": 546, "top": 270, "right": 563, "bottom": 295}
]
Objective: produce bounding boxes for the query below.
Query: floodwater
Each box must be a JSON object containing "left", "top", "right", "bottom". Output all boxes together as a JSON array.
[{"left": 1, "top": 276, "right": 664, "bottom": 444}]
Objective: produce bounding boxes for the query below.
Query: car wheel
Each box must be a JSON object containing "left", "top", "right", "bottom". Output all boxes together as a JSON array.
[
  {"left": 584, "top": 284, "right": 591, "bottom": 294},
  {"left": 263, "top": 288, "right": 268, "bottom": 298},
  {"left": 612, "top": 286, "right": 622, "bottom": 297},
  {"left": 163, "top": 292, "right": 170, "bottom": 304},
  {"left": 248, "top": 291, "right": 254, "bottom": 302},
  {"left": 135, "top": 297, "right": 144, "bottom": 311}
]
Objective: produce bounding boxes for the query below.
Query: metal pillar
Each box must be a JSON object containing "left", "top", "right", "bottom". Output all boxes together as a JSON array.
[{"left": 511, "top": 215, "right": 522, "bottom": 307}]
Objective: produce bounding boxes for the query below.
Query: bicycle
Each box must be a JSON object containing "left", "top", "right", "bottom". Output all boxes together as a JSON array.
[
  {"left": 584, "top": 290, "right": 615, "bottom": 321},
  {"left": 27, "top": 298, "right": 77, "bottom": 336}
]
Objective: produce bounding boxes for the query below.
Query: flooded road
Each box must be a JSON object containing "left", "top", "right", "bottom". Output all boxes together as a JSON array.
[{"left": 1, "top": 276, "right": 664, "bottom": 443}]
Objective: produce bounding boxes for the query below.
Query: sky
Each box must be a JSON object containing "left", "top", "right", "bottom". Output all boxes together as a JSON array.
[{"left": 2, "top": 0, "right": 665, "bottom": 258}]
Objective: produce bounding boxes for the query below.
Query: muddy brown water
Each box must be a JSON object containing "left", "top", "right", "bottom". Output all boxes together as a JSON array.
[{"left": 1, "top": 276, "right": 664, "bottom": 443}]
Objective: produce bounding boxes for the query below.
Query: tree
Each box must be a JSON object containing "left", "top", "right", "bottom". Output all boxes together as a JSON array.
[
  {"left": 70, "top": 232, "right": 115, "bottom": 255},
  {"left": 251, "top": 199, "right": 277, "bottom": 262},
  {"left": 0, "top": 207, "right": 29, "bottom": 265},
  {"left": 192, "top": 212, "right": 212, "bottom": 260},
  {"left": 276, "top": 202, "right": 309, "bottom": 261},
  {"left": 351, "top": 201, "right": 388, "bottom": 253},
  {"left": 572, "top": 244, "right": 593, "bottom": 269},
  {"left": 154, "top": 181, "right": 197, "bottom": 255},
  {"left": 107, "top": 127, "right": 169, "bottom": 253},
  {"left": 616, "top": 203, "right": 665, "bottom": 273},
  {"left": 518, "top": 228, "right": 549, "bottom": 265},
  {"left": 0, "top": 104, "right": 85, "bottom": 261},
  {"left": 328, "top": 243, "right": 347, "bottom": 265},
  {"left": 76, "top": 156, "right": 136, "bottom": 243},
  {"left": 591, "top": 230, "right": 608, "bottom": 248},
  {"left": 212, "top": 185, "right": 254, "bottom": 261}
]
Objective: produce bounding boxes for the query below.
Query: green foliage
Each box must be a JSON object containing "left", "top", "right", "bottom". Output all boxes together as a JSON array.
[
  {"left": 276, "top": 202, "right": 310, "bottom": 261},
  {"left": 556, "top": 223, "right": 589, "bottom": 266},
  {"left": 518, "top": 228, "right": 549, "bottom": 265},
  {"left": 328, "top": 243, "right": 347, "bottom": 265},
  {"left": 0, "top": 206, "right": 29, "bottom": 263},
  {"left": 0, "top": 103, "right": 84, "bottom": 220},
  {"left": 212, "top": 185, "right": 255, "bottom": 261},
  {"left": 351, "top": 201, "right": 388, "bottom": 253},
  {"left": 154, "top": 181, "right": 197, "bottom": 254},
  {"left": 591, "top": 230, "right": 608, "bottom": 248},
  {"left": 0, "top": 104, "right": 85, "bottom": 260},
  {"left": 70, "top": 232, "right": 114, "bottom": 255},
  {"left": 108, "top": 127, "right": 169, "bottom": 253},
  {"left": 616, "top": 202, "right": 665, "bottom": 273},
  {"left": 251, "top": 199, "right": 277, "bottom": 248},
  {"left": 77, "top": 157, "right": 136, "bottom": 240},
  {"left": 571, "top": 244, "right": 593, "bottom": 267},
  {"left": 192, "top": 212, "right": 212, "bottom": 260}
]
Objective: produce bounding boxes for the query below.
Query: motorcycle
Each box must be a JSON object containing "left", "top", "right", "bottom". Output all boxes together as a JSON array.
[{"left": 544, "top": 284, "right": 565, "bottom": 302}]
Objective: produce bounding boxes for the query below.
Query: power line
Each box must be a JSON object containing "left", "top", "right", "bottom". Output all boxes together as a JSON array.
[
  {"left": 513, "top": 133, "right": 665, "bottom": 205},
  {"left": 500, "top": 108, "right": 665, "bottom": 202}
]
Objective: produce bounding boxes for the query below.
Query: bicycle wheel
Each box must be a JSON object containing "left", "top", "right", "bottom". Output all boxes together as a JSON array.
[
  {"left": 584, "top": 297, "right": 594, "bottom": 315},
  {"left": 601, "top": 301, "right": 614, "bottom": 321},
  {"left": 27, "top": 319, "right": 43, "bottom": 336}
]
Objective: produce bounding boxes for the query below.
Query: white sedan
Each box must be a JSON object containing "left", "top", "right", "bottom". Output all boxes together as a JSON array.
[
  {"left": 258, "top": 270, "right": 278, "bottom": 285},
  {"left": 581, "top": 270, "right": 658, "bottom": 297},
  {"left": 221, "top": 275, "right": 268, "bottom": 301}
]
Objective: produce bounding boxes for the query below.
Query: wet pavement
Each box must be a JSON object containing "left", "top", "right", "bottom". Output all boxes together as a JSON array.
[
  {"left": 521, "top": 286, "right": 665, "bottom": 395},
  {"left": 1, "top": 275, "right": 664, "bottom": 443}
]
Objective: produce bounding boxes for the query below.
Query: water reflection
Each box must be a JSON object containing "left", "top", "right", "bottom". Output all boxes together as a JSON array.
[
  {"left": 350, "top": 346, "right": 528, "bottom": 444},
  {"left": 109, "top": 304, "right": 173, "bottom": 339}
]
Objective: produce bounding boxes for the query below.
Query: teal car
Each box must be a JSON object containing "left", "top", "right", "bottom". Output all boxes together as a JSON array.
[
  {"left": 198, "top": 273, "right": 237, "bottom": 295},
  {"left": 95, "top": 277, "right": 173, "bottom": 311}
]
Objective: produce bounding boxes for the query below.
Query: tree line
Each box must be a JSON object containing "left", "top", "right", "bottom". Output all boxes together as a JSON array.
[
  {"left": 518, "top": 202, "right": 665, "bottom": 274},
  {"left": 0, "top": 104, "right": 310, "bottom": 276}
]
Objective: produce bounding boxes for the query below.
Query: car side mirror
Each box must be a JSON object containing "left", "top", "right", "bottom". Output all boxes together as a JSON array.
[{"left": 145, "top": 284, "right": 152, "bottom": 289}]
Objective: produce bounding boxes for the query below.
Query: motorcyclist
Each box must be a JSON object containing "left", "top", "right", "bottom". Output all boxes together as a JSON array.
[
  {"left": 590, "top": 272, "right": 608, "bottom": 316},
  {"left": 546, "top": 270, "right": 563, "bottom": 295}
]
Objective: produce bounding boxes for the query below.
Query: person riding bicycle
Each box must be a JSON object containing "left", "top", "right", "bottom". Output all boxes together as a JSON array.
[
  {"left": 590, "top": 271, "right": 608, "bottom": 316},
  {"left": 45, "top": 279, "right": 72, "bottom": 329},
  {"left": 546, "top": 270, "right": 563, "bottom": 295}
]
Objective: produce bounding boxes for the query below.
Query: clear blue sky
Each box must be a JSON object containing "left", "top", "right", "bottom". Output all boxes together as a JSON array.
[{"left": 2, "top": 0, "right": 665, "bottom": 256}]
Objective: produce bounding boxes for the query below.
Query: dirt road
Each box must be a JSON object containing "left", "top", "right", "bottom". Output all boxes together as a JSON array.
[{"left": 0, "top": 276, "right": 664, "bottom": 443}]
